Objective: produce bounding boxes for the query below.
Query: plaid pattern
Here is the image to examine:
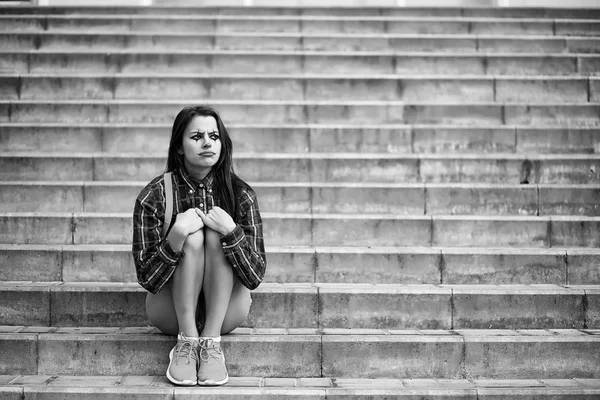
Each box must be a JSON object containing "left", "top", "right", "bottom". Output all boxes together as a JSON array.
[{"left": 132, "top": 168, "right": 266, "bottom": 294}]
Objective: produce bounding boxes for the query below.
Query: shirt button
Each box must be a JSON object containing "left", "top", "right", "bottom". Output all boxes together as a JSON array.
[
  {"left": 188, "top": 189, "right": 193, "bottom": 194},
  {"left": 208, "top": 188, "right": 212, "bottom": 193},
  {"left": 222, "top": 242, "right": 226, "bottom": 246},
  {"left": 199, "top": 183, "right": 204, "bottom": 188},
  {"left": 199, "top": 203, "right": 204, "bottom": 208}
]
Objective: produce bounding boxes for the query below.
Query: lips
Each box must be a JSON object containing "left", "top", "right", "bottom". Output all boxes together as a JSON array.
[{"left": 199, "top": 152, "right": 216, "bottom": 157}]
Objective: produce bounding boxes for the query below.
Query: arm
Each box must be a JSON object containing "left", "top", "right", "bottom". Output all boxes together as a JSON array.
[
  {"left": 219, "top": 188, "right": 267, "bottom": 290},
  {"left": 132, "top": 186, "right": 183, "bottom": 294}
]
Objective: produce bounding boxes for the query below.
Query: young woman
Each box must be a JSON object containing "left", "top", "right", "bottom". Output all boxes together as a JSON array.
[{"left": 132, "top": 105, "right": 267, "bottom": 386}]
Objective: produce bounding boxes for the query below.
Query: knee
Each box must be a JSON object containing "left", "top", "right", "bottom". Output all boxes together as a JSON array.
[
  {"left": 204, "top": 228, "right": 222, "bottom": 252},
  {"left": 183, "top": 229, "right": 204, "bottom": 253}
]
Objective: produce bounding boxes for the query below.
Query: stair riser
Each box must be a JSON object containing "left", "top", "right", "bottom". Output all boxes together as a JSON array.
[
  {"left": 0, "top": 18, "right": 577, "bottom": 36},
  {"left": 4, "top": 33, "right": 599, "bottom": 54},
  {"left": 323, "top": 337, "right": 600, "bottom": 379},
  {"left": 1, "top": 76, "right": 593, "bottom": 103},
  {"left": 0, "top": 285, "right": 598, "bottom": 329},
  {"left": 3, "top": 103, "right": 600, "bottom": 127},
  {"left": 1, "top": 7, "right": 600, "bottom": 18},
  {"left": 0, "top": 334, "right": 321, "bottom": 377},
  {"left": 1, "top": 53, "right": 588, "bottom": 76},
  {"left": 3, "top": 156, "right": 600, "bottom": 184},
  {"left": 2, "top": 17, "right": 598, "bottom": 37},
  {"left": 2, "top": 126, "right": 599, "bottom": 155},
  {"left": 3, "top": 183, "right": 600, "bottom": 216},
  {"left": 2, "top": 214, "right": 600, "bottom": 247},
  {"left": 2, "top": 334, "right": 599, "bottom": 378},
  {"left": 2, "top": 386, "right": 600, "bottom": 400},
  {"left": 4, "top": 248, "right": 599, "bottom": 285}
]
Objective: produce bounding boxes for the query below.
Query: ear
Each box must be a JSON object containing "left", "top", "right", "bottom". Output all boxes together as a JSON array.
[{"left": 177, "top": 149, "right": 184, "bottom": 155}]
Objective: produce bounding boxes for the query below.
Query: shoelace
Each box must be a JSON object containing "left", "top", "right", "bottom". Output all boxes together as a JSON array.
[
  {"left": 198, "top": 338, "right": 222, "bottom": 362},
  {"left": 175, "top": 339, "right": 198, "bottom": 366}
]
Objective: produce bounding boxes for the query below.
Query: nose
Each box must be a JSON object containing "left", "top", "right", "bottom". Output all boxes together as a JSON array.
[{"left": 202, "top": 140, "right": 211, "bottom": 149}]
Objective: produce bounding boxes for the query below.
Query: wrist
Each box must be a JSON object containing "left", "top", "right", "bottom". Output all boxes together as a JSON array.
[
  {"left": 221, "top": 223, "right": 237, "bottom": 236},
  {"left": 167, "top": 224, "right": 188, "bottom": 253}
]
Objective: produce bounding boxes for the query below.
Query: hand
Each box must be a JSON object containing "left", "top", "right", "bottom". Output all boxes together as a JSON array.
[
  {"left": 166, "top": 208, "right": 204, "bottom": 253},
  {"left": 196, "top": 206, "right": 236, "bottom": 236},
  {"left": 174, "top": 208, "right": 205, "bottom": 236}
]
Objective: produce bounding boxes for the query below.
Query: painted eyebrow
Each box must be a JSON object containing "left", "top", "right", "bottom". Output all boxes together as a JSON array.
[{"left": 188, "top": 130, "right": 219, "bottom": 135}]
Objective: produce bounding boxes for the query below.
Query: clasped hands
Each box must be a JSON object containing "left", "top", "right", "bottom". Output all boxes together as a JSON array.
[{"left": 177, "top": 206, "right": 236, "bottom": 237}]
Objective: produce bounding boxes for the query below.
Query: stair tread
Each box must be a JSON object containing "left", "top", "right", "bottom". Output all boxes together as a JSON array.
[
  {"left": 2, "top": 325, "right": 600, "bottom": 337},
  {"left": 1, "top": 14, "right": 598, "bottom": 21},
  {"left": 3, "top": 49, "right": 600, "bottom": 57},
  {"left": 3, "top": 180, "right": 600, "bottom": 188},
  {"left": 1, "top": 375, "right": 600, "bottom": 391},
  {"left": 4, "top": 152, "right": 600, "bottom": 160},
  {"left": 2, "top": 30, "right": 599, "bottom": 39},
  {"left": 1, "top": 281, "right": 599, "bottom": 293},
  {"left": 5, "top": 72, "right": 597, "bottom": 79}
]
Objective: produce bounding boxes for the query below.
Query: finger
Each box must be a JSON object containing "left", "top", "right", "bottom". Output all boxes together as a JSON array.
[{"left": 195, "top": 208, "right": 206, "bottom": 219}]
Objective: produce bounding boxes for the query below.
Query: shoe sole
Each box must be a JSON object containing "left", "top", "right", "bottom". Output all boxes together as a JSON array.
[
  {"left": 197, "top": 375, "right": 229, "bottom": 386},
  {"left": 166, "top": 348, "right": 198, "bottom": 386}
]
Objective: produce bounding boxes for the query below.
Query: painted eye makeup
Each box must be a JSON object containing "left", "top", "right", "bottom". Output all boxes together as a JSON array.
[{"left": 189, "top": 130, "right": 219, "bottom": 141}]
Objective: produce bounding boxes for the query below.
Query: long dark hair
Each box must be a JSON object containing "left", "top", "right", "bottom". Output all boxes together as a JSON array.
[{"left": 166, "top": 105, "right": 250, "bottom": 221}]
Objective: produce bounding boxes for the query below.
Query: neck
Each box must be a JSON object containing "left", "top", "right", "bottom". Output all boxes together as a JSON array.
[{"left": 183, "top": 161, "right": 211, "bottom": 181}]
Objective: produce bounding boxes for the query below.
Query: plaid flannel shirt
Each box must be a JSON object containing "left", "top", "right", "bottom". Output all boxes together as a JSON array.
[{"left": 132, "top": 168, "right": 266, "bottom": 294}]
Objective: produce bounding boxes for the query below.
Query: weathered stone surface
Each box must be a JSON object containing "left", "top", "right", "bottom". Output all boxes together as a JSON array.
[
  {"left": 0, "top": 155, "right": 93, "bottom": 181},
  {"left": 567, "top": 250, "right": 600, "bottom": 285},
  {"left": 432, "top": 216, "right": 549, "bottom": 247},
  {"left": 319, "top": 285, "right": 452, "bottom": 329},
  {"left": 0, "top": 125, "right": 103, "bottom": 152},
  {"left": 412, "top": 128, "right": 515, "bottom": 154},
  {"left": 426, "top": 184, "right": 537, "bottom": 215},
  {"left": 315, "top": 248, "right": 441, "bottom": 284},
  {"left": 539, "top": 185, "right": 600, "bottom": 216},
  {"left": 516, "top": 128, "right": 600, "bottom": 154},
  {"left": 0, "top": 334, "right": 38, "bottom": 375},
  {"left": 322, "top": 335, "right": 463, "bottom": 378},
  {"left": 551, "top": 217, "right": 600, "bottom": 247},
  {"left": 451, "top": 286, "right": 585, "bottom": 329},
  {"left": 0, "top": 245, "right": 62, "bottom": 281},
  {"left": 464, "top": 336, "right": 600, "bottom": 378},
  {"left": 442, "top": 249, "right": 566, "bottom": 285},
  {"left": 0, "top": 214, "right": 72, "bottom": 245}
]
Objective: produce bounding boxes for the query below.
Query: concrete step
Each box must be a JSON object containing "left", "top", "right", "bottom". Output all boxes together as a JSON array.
[
  {"left": 2, "top": 153, "right": 599, "bottom": 184},
  {"left": 2, "top": 51, "right": 598, "bottom": 76},
  {"left": 2, "top": 31, "right": 599, "bottom": 53},
  {"left": 2, "top": 282, "right": 599, "bottom": 329},
  {"left": 1, "top": 375, "right": 600, "bottom": 399},
  {"left": 2, "top": 100, "right": 600, "bottom": 126},
  {"left": 2, "top": 212, "right": 600, "bottom": 247},
  {"left": 1, "top": 327, "right": 600, "bottom": 378},
  {"left": 1, "top": 123, "right": 599, "bottom": 154},
  {"left": 2, "top": 181, "right": 600, "bottom": 216},
  {"left": 2, "top": 6, "right": 600, "bottom": 18},
  {"left": 1, "top": 15, "right": 598, "bottom": 36},
  {"left": 1, "top": 74, "right": 598, "bottom": 103},
  {"left": 3, "top": 6, "right": 600, "bottom": 18},
  {"left": 2, "top": 245, "right": 599, "bottom": 285}
]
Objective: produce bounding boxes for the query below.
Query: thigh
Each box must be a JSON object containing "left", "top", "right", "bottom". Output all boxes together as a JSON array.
[
  {"left": 220, "top": 280, "right": 252, "bottom": 335},
  {"left": 146, "top": 284, "right": 179, "bottom": 336}
]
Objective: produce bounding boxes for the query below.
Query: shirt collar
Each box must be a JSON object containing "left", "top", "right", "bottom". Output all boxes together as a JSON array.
[{"left": 178, "top": 167, "right": 214, "bottom": 191}]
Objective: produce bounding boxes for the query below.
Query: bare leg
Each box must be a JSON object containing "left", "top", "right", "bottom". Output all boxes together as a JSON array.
[
  {"left": 162, "top": 230, "right": 205, "bottom": 337},
  {"left": 146, "top": 228, "right": 251, "bottom": 336},
  {"left": 201, "top": 228, "right": 235, "bottom": 337}
]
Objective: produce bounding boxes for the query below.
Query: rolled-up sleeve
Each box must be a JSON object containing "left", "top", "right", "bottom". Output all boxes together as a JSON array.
[
  {"left": 220, "top": 188, "right": 267, "bottom": 290},
  {"left": 132, "top": 183, "right": 182, "bottom": 294}
]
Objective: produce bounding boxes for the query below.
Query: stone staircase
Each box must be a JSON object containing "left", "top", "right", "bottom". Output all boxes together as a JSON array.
[{"left": 1, "top": 5, "right": 600, "bottom": 399}]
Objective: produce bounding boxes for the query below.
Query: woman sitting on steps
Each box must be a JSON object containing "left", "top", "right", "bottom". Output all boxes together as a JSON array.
[{"left": 132, "top": 105, "right": 267, "bottom": 386}]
